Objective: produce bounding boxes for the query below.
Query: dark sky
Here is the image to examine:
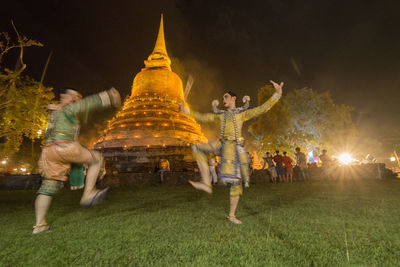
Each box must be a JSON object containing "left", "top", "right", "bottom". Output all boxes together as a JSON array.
[{"left": 1, "top": 0, "right": 400, "bottom": 143}]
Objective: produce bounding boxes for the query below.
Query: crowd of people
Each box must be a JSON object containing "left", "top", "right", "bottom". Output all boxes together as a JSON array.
[{"left": 260, "top": 148, "right": 310, "bottom": 183}]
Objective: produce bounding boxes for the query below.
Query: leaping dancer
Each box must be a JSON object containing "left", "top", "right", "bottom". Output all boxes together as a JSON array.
[
  {"left": 32, "top": 88, "right": 121, "bottom": 234},
  {"left": 180, "top": 80, "right": 283, "bottom": 224}
]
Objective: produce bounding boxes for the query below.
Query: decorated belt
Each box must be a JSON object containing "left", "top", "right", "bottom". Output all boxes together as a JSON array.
[
  {"left": 45, "top": 140, "right": 73, "bottom": 147},
  {"left": 55, "top": 132, "right": 75, "bottom": 139},
  {"left": 219, "top": 177, "right": 242, "bottom": 186},
  {"left": 220, "top": 138, "right": 244, "bottom": 144}
]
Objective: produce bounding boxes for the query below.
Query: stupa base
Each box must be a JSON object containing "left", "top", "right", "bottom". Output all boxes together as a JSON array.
[{"left": 100, "top": 145, "right": 197, "bottom": 173}]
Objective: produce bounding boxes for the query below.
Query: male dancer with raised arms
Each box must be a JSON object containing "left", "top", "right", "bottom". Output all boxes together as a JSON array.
[{"left": 180, "top": 80, "right": 283, "bottom": 224}]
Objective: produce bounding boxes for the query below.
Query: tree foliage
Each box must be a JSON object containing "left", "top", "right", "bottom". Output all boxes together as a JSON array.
[
  {"left": 248, "top": 87, "right": 357, "bottom": 157},
  {"left": 248, "top": 85, "right": 289, "bottom": 152},
  {"left": 283, "top": 89, "right": 357, "bottom": 154},
  {"left": 0, "top": 71, "right": 54, "bottom": 154},
  {"left": 0, "top": 22, "right": 54, "bottom": 156}
]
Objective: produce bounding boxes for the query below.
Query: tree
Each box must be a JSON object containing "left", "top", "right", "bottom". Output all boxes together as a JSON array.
[
  {"left": 0, "top": 22, "right": 54, "bottom": 157},
  {"left": 1, "top": 72, "right": 54, "bottom": 154},
  {"left": 0, "top": 21, "right": 43, "bottom": 102},
  {"left": 283, "top": 88, "right": 356, "bottom": 154},
  {"left": 248, "top": 87, "right": 357, "bottom": 157},
  {"left": 248, "top": 84, "right": 290, "bottom": 154}
]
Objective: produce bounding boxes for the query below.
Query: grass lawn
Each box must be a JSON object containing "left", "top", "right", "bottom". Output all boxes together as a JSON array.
[{"left": 1, "top": 179, "right": 400, "bottom": 266}]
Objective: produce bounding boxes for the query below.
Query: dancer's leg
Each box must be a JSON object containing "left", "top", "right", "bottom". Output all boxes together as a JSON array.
[
  {"left": 227, "top": 184, "right": 243, "bottom": 224},
  {"left": 189, "top": 160, "right": 212, "bottom": 194},
  {"left": 35, "top": 195, "right": 52, "bottom": 225},
  {"left": 43, "top": 142, "right": 105, "bottom": 205},
  {"left": 33, "top": 195, "right": 52, "bottom": 234},
  {"left": 33, "top": 178, "right": 63, "bottom": 234},
  {"left": 190, "top": 141, "right": 221, "bottom": 194},
  {"left": 80, "top": 151, "right": 104, "bottom": 204}
]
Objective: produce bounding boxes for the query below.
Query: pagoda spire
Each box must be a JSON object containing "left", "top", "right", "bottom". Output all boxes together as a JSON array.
[
  {"left": 145, "top": 14, "right": 171, "bottom": 70},
  {"left": 152, "top": 14, "right": 168, "bottom": 57}
]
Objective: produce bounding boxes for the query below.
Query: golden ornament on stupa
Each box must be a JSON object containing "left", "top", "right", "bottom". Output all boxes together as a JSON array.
[{"left": 95, "top": 15, "right": 206, "bottom": 170}]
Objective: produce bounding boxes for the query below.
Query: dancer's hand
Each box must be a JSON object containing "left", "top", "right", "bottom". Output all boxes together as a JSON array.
[
  {"left": 180, "top": 101, "right": 190, "bottom": 115},
  {"left": 212, "top": 99, "right": 219, "bottom": 107},
  {"left": 242, "top": 95, "right": 250, "bottom": 103},
  {"left": 245, "top": 181, "right": 250, "bottom": 188},
  {"left": 107, "top": 87, "right": 121, "bottom": 107},
  {"left": 270, "top": 80, "right": 284, "bottom": 95}
]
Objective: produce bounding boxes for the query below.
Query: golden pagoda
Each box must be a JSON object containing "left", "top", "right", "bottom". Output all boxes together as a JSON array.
[{"left": 95, "top": 15, "right": 206, "bottom": 172}]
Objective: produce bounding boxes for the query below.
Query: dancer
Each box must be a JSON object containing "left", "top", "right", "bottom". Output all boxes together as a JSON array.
[
  {"left": 33, "top": 88, "right": 121, "bottom": 234},
  {"left": 180, "top": 80, "right": 283, "bottom": 224}
]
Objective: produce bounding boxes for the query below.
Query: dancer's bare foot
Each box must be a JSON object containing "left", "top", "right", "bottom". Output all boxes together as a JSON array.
[
  {"left": 188, "top": 180, "right": 212, "bottom": 194},
  {"left": 227, "top": 215, "right": 242, "bottom": 224},
  {"left": 32, "top": 223, "right": 51, "bottom": 234}
]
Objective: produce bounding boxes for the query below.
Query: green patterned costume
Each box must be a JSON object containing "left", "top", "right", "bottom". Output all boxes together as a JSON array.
[
  {"left": 191, "top": 92, "right": 281, "bottom": 196},
  {"left": 38, "top": 91, "right": 112, "bottom": 196}
]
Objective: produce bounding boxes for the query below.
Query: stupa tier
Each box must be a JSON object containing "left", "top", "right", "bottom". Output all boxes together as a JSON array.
[{"left": 94, "top": 15, "right": 206, "bottom": 172}]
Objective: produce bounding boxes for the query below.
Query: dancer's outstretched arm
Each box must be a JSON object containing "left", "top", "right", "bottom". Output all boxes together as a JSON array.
[
  {"left": 64, "top": 88, "right": 121, "bottom": 123},
  {"left": 179, "top": 101, "right": 220, "bottom": 123},
  {"left": 243, "top": 80, "right": 283, "bottom": 121}
]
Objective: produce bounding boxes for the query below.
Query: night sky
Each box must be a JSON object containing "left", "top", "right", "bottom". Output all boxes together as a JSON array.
[{"left": 1, "top": 0, "right": 400, "bottom": 146}]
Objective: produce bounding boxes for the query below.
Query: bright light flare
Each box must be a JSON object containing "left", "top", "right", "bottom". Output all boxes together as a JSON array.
[
  {"left": 1, "top": 160, "right": 6, "bottom": 165},
  {"left": 339, "top": 153, "right": 353, "bottom": 165},
  {"left": 37, "top": 129, "right": 43, "bottom": 135},
  {"left": 20, "top": 168, "right": 26, "bottom": 172},
  {"left": 390, "top": 156, "right": 396, "bottom": 162}
]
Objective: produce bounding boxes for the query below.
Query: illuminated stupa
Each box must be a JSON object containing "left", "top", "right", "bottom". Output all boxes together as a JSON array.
[{"left": 95, "top": 15, "right": 206, "bottom": 172}]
